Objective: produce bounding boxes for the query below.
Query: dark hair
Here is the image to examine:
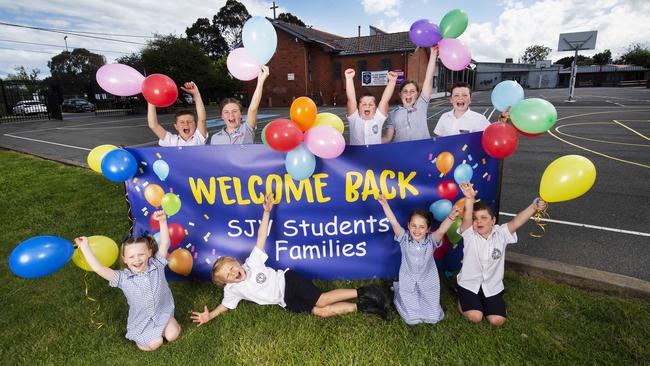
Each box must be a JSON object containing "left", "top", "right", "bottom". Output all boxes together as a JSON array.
[
  {"left": 220, "top": 97, "right": 243, "bottom": 113},
  {"left": 174, "top": 109, "right": 195, "bottom": 123},
  {"left": 473, "top": 201, "right": 495, "bottom": 218},
  {"left": 408, "top": 209, "right": 433, "bottom": 230},
  {"left": 399, "top": 79, "right": 421, "bottom": 94},
  {"left": 120, "top": 236, "right": 158, "bottom": 269},
  {"left": 358, "top": 93, "right": 376, "bottom": 104},
  {"left": 450, "top": 82, "right": 472, "bottom": 95}
]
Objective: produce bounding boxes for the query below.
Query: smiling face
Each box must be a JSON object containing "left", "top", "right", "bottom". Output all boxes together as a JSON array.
[
  {"left": 122, "top": 242, "right": 152, "bottom": 273},
  {"left": 221, "top": 102, "right": 242, "bottom": 131},
  {"left": 450, "top": 86, "right": 472, "bottom": 114},
  {"left": 472, "top": 209, "right": 497, "bottom": 238},
  {"left": 216, "top": 259, "right": 247, "bottom": 285},
  {"left": 174, "top": 114, "right": 197, "bottom": 141},
  {"left": 358, "top": 95, "right": 377, "bottom": 120},
  {"left": 408, "top": 214, "right": 430, "bottom": 243},
  {"left": 399, "top": 82, "right": 419, "bottom": 108}
]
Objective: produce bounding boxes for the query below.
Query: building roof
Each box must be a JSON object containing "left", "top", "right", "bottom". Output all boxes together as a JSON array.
[{"left": 558, "top": 64, "right": 647, "bottom": 73}]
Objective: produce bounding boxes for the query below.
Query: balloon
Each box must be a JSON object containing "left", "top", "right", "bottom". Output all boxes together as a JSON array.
[
  {"left": 313, "top": 112, "right": 345, "bottom": 134},
  {"left": 438, "top": 38, "right": 471, "bottom": 71},
  {"left": 408, "top": 19, "right": 442, "bottom": 47},
  {"left": 539, "top": 155, "right": 596, "bottom": 203},
  {"left": 437, "top": 180, "right": 458, "bottom": 200},
  {"left": 141, "top": 74, "right": 178, "bottom": 107},
  {"left": 453, "top": 163, "right": 473, "bottom": 184},
  {"left": 100, "top": 148, "right": 138, "bottom": 182},
  {"left": 161, "top": 193, "right": 181, "bottom": 216},
  {"left": 8, "top": 236, "right": 73, "bottom": 278},
  {"left": 514, "top": 125, "right": 544, "bottom": 137},
  {"left": 453, "top": 198, "right": 466, "bottom": 218},
  {"left": 436, "top": 151, "right": 454, "bottom": 175},
  {"left": 429, "top": 199, "right": 453, "bottom": 222},
  {"left": 446, "top": 217, "right": 462, "bottom": 244},
  {"left": 290, "top": 97, "right": 318, "bottom": 131},
  {"left": 153, "top": 232, "right": 161, "bottom": 245},
  {"left": 510, "top": 98, "right": 558, "bottom": 134},
  {"left": 242, "top": 16, "right": 277, "bottom": 65},
  {"left": 168, "top": 248, "right": 193, "bottom": 276},
  {"left": 491, "top": 80, "right": 524, "bottom": 112},
  {"left": 433, "top": 236, "right": 450, "bottom": 260},
  {"left": 168, "top": 223, "right": 186, "bottom": 249},
  {"left": 87, "top": 144, "right": 117, "bottom": 173},
  {"left": 150, "top": 215, "right": 160, "bottom": 232},
  {"left": 285, "top": 144, "right": 316, "bottom": 181},
  {"left": 72, "top": 235, "right": 118, "bottom": 271},
  {"left": 439, "top": 9, "right": 469, "bottom": 38},
  {"left": 261, "top": 124, "right": 270, "bottom": 147},
  {"left": 227, "top": 48, "right": 260, "bottom": 81},
  {"left": 144, "top": 184, "right": 164, "bottom": 208},
  {"left": 152, "top": 159, "right": 169, "bottom": 181},
  {"left": 95, "top": 64, "right": 145, "bottom": 97},
  {"left": 303, "top": 126, "right": 345, "bottom": 159},
  {"left": 264, "top": 118, "right": 303, "bottom": 152},
  {"left": 481, "top": 122, "right": 519, "bottom": 159}
]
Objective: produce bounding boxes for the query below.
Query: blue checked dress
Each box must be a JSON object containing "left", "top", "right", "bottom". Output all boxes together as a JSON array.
[
  {"left": 109, "top": 252, "right": 175, "bottom": 346},
  {"left": 393, "top": 230, "right": 444, "bottom": 325}
]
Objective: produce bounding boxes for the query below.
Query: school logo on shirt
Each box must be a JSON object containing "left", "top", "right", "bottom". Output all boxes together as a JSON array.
[
  {"left": 492, "top": 248, "right": 502, "bottom": 260},
  {"left": 256, "top": 272, "right": 267, "bottom": 284},
  {"left": 372, "top": 125, "right": 379, "bottom": 134}
]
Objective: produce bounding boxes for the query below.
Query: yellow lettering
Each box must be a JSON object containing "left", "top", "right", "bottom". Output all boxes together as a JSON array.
[
  {"left": 380, "top": 170, "right": 396, "bottom": 199},
  {"left": 285, "top": 174, "right": 314, "bottom": 203},
  {"left": 265, "top": 174, "right": 283, "bottom": 203},
  {"left": 216, "top": 176, "right": 236, "bottom": 205},
  {"left": 232, "top": 177, "right": 251, "bottom": 205},
  {"left": 188, "top": 177, "right": 216, "bottom": 205},
  {"left": 345, "top": 171, "right": 363, "bottom": 202},
  {"left": 361, "top": 170, "right": 380, "bottom": 201},
  {"left": 398, "top": 171, "right": 418, "bottom": 198},
  {"left": 313, "top": 173, "right": 330, "bottom": 203},
  {"left": 248, "top": 175, "right": 264, "bottom": 204}
]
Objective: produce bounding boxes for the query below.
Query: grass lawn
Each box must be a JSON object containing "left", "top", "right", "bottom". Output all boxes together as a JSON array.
[{"left": 0, "top": 149, "right": 648, "bottom": 365}]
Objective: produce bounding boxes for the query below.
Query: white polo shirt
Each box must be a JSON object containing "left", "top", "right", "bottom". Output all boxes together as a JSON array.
[
  {"left": 456, "top": 224, "right": 517, "bottom": 297},
  {"left": 347, "top": 110, "right": 386, "bottom": 145},
  {"left": 433, "top": 108, "right": 490, "bottom": 137},
  {"left": 159, "top": 129, "right": 207, "bottom": 146}
]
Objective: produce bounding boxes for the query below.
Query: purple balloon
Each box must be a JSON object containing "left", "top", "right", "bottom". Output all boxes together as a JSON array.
[
  {"left": 303, "top": 126, "right": 345, "bottom": 159},
  {"left": 409, "top": 19, "right": 441, "bottom": 47},
  {"left": 227, "top": 48, "right": 260, "bottom": 81},
  {"left": 96, "top": 64, "right": 145, "bottom": 96},
  {"left": 438, "top": 38, "right": 472, "bottom": 71}
]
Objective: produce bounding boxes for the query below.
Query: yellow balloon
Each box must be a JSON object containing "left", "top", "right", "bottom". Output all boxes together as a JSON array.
[
  {"left": 313, "top": 112, "right": 345, "bottom": 134},
  {"left": 72, "top": 235, "right": 119, "bottom": 271},
  {"left": 87, "top": 145, "right": 117, "bottom": 173},
  {"left": 539, "top": 155, "right": 596, "bottom": 202},
  {"left": 168, "top": 248, "right": 193, "bottom": 276}
]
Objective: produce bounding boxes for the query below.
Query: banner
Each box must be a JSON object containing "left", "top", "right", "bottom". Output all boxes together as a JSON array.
[
  {"left": 361, "top": 70, "right": 405, "bottom": 86},
  {"left": 125, "top": 132, "right": 500, "bottom": 280}
]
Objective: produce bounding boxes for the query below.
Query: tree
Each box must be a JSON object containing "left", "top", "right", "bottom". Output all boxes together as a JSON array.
[
  {"left": 277, "top": 12, "right": 306, "bottom": 27},
  {"left": 47, "top": 48, "right": 106, "bottom": 99},
  {"left": 521, "top": 45, "right": 552, "bottom": 64},
  {"left": 6, "top": 66, "right": 41, "bottom": 81},
  {"left": 592, "top": 49, "right": 612, "bottom": 65},
  {"left": 185, "top": 17, "right": 228, "bottom": 60},
  {"left": 213, "top": 0, "right": 251, "bottom": 49},
  {"left": 616, "top": 43, "right": 650, "bottom": 68},
  {"left": 554, "top": 55, "right": 592, "bottom": 68}
]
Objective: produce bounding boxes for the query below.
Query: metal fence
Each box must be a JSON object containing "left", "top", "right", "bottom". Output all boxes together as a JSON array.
[{"left": 0, "top": 79, "right": 62, "bottom": 123}]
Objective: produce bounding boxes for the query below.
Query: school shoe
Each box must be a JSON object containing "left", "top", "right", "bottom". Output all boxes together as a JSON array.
[{"left": 357, "top": 285, "right": 391, "bottom": 321}]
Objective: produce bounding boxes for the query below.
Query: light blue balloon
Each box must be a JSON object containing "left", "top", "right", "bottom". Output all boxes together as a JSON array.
[
  {"left": 153, "top": 159, "right": 169, "bottom": 181},
  {"left": 429, "top": 199, "right": 453, "bottom": 222},
  {"left": 285, "top": 144, "right": 316, "bottom": 181},
  {"left": 242, "top": 16, "right": 277, "bottom": 65},
  {"left": 491, "top": 80, "right": 524, "bottom": 112},
  {"left": 453, "top": 163, "right": 473, "bottom": 184},
  {"left": 153, "top": 232, "right": 161, "bottom": 245}
]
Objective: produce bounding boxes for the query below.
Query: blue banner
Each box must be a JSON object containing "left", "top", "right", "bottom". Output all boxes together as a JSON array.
[{"left": 125, "top": 132, "right": 500, "bottom": 280}]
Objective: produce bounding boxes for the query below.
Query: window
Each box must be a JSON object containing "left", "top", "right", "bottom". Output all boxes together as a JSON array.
[
  {"left": 333, "top": 62, "right": 341, "bottom": 80},
  {"left": 381, "top": 59, "right": 392, "bottom": 70},
  {"left": 357, "top": 60, "right": 367, "bottom": 73}
]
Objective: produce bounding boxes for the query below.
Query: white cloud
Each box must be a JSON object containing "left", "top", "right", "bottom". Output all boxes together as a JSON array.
[
  {"left": 375, "top": 17, "right": 410, "bottom": 33},
  {"left": 361, "top": 0, "right": 401, "bottom": 17}
]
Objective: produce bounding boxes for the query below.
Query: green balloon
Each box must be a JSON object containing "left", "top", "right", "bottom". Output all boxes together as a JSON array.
[
  {"left": 261, "top": 123, "right": 269, "bottom": 146},
  {"left": 446, "top": 217, "right": 462, "bottom": 244},
  {"left": 510, "top": 98, "right": 558, "bottom": 134},
  {"left": 161, "top": 193, "right": 181, "bottom": 217},
  {"left": 439, "top": 9, "right": 468, "bottom": 38}
]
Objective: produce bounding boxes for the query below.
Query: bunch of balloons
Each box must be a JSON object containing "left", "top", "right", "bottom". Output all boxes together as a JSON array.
[
  {"left": 144, "top": 183, "right": 182, "bottom": 217},
  {"left": 409, "top": 9, "right": 471, "bottom": 71},
  {"left": 96, "top": 64, "right": 179, "bottom": 107},
  {"left": 263, "top": 97, "right": 345, "bottom": 181},
  {"left": 227, "top": 16, "right": 278, "bottom": 81},
  {"left": 87, "top": 145, "right": 138, "bottom": 182}
]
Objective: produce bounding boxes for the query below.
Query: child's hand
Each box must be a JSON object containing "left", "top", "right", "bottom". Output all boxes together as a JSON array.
[
  {"left": 448, "top": 206, "right": 461, "bottom": 220},
  {"left": 533, "top": 198, "right": 547, "bottom": 211},
  {"left": 74, "top": 236, "right": 89, "bottom": 249},
  {"left": 387, "top": 71, "right": 397, "bottom": 82},
  {"left": 190, "top": 306, "right": 211, "bottom": 326},
  {"left": 180, "top": 82, "right": 199, "bottom": 96},
  {"left": 263, "top": 192, "right": 275, "bottom": 212},
  {"left": 499, "top": 107, "right": 510, "bottom": 123},
  {"left": 152, "top": 210, "right": 167, "bottom": 223},
  {"left": 344, "top": 69, "right": 355, "bottom": 79},
  {"left": 377, "top": 194, "right": 388, "bottom": 206},
  {"left": 431, "top": 45, "right": 439, "bottom": 58},
  {"left": 460, "top": 182, "right": 477, "bottom": 199},
  {"left": 259, "top": 65, "right": 270, "bottom": 82}
]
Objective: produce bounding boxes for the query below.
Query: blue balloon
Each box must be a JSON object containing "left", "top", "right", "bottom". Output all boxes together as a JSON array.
[
  {"left": 429, "top": 199, "right": 453, "bottom": 222},
  {"left": 9, "top": 236, "right": 74, "bottom": 278},
  {"left": 491, "top": 80, "right": 524, "bottom": 112},
  {"left": 153, "top": 232, "right": 161, "bottom": 245},
  {"left": 101, "top": 148, "right": 138, "bottom": 182},
  {"left": 242, "top": 16, "right": 277, "bottom": 65},
  {"left": 453, "top": 163, "right": 473, "bottom": 184},
  {"left": 152, "top": 159, "right": 169, "bottom": 181},
  {"left": 285, "top": 144, "right": 316, "bottom": 181}
]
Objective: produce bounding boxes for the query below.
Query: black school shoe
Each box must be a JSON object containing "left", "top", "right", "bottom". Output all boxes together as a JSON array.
[{"left": 357, "top": 285, "right": 392, "bottom": 321}]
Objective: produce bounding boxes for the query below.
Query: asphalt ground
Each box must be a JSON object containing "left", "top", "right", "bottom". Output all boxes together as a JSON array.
[{"left": 1, "top": 86, "right": 649, "bottom": 281}]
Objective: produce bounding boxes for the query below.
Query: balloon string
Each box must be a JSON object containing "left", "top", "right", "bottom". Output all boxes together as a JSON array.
[
  {"left": 529, "top": 204, "right": 550, "bottom": 238},
  {"left": 83, "top": 272, "right": 104, "bottom": 329}
]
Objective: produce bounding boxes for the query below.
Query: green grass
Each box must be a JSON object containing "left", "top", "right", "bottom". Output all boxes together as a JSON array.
[{"left": 0, "top": 149, "right": 648, "bottom": 365}]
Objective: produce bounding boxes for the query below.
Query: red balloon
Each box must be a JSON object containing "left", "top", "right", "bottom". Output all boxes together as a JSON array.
[
  {"left": 142, "top": 74, "right": 178, "bottom": 107},
  {"left": 265, "top": 118, "right": 304, "bottom": 152},
  {"left": 481, "top": 122, "right": 519, "bottom": 158},
  {"left": 514, "top": 125, "right": 544, "bottom": 137},
  {"left": 168, "top": 223, "right": 185, "bottom": 249},
  {"left": 437, "top": 180, "right": 458, "bottom": 200},
  {"left": 433, "top": 236, "right": 450, "bottom": 261},
  {"left": 150, "top": 215, "right": 160, "bottom": 232}
]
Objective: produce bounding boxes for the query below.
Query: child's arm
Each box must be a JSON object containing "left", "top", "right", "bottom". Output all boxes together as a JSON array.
[
  {"left": 377, "top": 194, "right": 404, "bottom": 237},
  {"left": 344, "top": 68, "right": 357, "bottom": 116},
  {"left": 153, "top": 210, "right": 171, "bottom": 258},
  {"left": 246, "top": 66, "right": 270, "bottom": 130},
  {"left": 256, "top": 193, "right": 275, "bottom": 251},
  {"left": 181, "top": 82, "right": 207, "bottom": 138},
  {"left": 190, "top": 304, "right": 230, "bottom": 326},
  {"left": 147, "top": 103, "right": 168, "bottom": 140},
  {"left": 382, "top": 125, "right": 394, "bottom": 143},
  {"left": 75, "top": 236, "right": 116, "bottom": 282},
  {"left": 378, "top": 71, "right": 397, "bottom": 117},
  {"left": 433, "top": 206, "right": 461, "bottom": 243},
  {"left": 421, "top": 46, "right": 439, "bottom": 99},
  {"left": 459, "top": 182, "right": 477, "bottom": 232},
  {"left": 507, "top": 198, "right": 547, "bottom": 234}
]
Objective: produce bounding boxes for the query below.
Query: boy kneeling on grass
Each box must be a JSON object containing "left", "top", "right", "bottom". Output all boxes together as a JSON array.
[{"left": 191, "top": 193, "right": 391, "bottom": 325}]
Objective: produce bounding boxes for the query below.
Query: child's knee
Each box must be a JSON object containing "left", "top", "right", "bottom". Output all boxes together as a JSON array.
[
  {"left": 487, "top": 315, "right": 506, "bottom": 327},
  {"left": 138, "top": 338, "right": 163, "bottom": 351},
  {"left": 463, "top": 310, "right": 483, "bottom": 323},
  {"left": 311, "top": 306, "right": 330, "bottom": 318},
  {"left": 164, "top": 318, "right": 181, "bottom": 342}
]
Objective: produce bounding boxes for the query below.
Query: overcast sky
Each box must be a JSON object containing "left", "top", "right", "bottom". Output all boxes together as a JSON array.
[{"left": 1, "top": 0, "right": 649, "bottom": 77}]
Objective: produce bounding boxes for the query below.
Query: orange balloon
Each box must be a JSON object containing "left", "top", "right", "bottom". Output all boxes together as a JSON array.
[
  {"left": 168, "top": 248, "right": 193, "bottom": 276},
  {"left": 436, "top": 151, "right": 454, "bottom": 175},
  {"left": 453, "top": 198, "right": 466, "bottom": 218},
  {"left": 290, "top": 96, "right": 317, "bottom": 131},
  {"left": 144, "top": 184, "right": 164, "bottom": 208}
]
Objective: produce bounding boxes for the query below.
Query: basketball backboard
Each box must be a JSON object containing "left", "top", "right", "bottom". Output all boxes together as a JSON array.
[
  {"left": 558, "top": 31, "right": 597, "bottom": 51},
  {"left": 536, "top": 60, "right": 552, "bottom": 68}
]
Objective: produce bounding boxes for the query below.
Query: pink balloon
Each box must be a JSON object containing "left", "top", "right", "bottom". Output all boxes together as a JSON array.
[
  {"left": 438, "top": 38, "right": 472, "bottom": 71},
  {"left": 96, "top": 64, "right": 145, "bottom": 96},
  {"left": 227, "top": 48, "right": 260, "bottom": 81},
  {"left": 303, "top": 126, "right": 345, "bottom": 159}
]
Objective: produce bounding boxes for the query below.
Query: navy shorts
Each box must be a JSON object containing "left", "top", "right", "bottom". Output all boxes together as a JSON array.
[
  {"left": 283, "top": 270, "right": 322, "bottom": 313},
  {"left": 456, "top": 284, "right": 507, "bottom": 317}
]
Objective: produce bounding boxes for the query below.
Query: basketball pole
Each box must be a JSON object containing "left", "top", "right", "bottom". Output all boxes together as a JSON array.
[{"left": 568, "top": 47, "right": 578, "bottom": 102}]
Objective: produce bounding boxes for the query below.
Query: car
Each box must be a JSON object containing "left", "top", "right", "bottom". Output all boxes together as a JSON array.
[
  {"left": 12, "top": 100, "right": 48, "bottom": 115},
  {"left": 61, "top": 99, "right": 95, "bottom": 112}
]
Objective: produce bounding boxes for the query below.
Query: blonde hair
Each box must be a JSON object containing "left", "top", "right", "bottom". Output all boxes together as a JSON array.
[
  {"left": 211, "top": 256, "right": 238, "bottom": 287},
  {"left": 120, "top": 236, "right": 158, "bottom": 269}
]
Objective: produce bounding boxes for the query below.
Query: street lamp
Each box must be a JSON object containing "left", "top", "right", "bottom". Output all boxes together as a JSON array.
[{"left": 64, "top": 36, "right": 68, "bottom": 52}]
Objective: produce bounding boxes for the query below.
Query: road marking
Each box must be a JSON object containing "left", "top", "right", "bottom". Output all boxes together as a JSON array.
[
  {"left": 499, "top": 212, "right": 650, "bottom": 237},
  {"left": 555, "top": 122, "right": 650, "bottom": 147},
  {"left": 7, "top": 116, "right": 146, "bottom": 136},
  {"left": 486, "top": 107, "right": 497, "bottom": 121},
  {"left": 613, "top": 119, "right": 650, "bottom": 141},
  {"left": 605, "top": 100, "right": 626, "bottom": 107},
  {"left": 3, "top": 134, "right": 91, "bottom": 151}
]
